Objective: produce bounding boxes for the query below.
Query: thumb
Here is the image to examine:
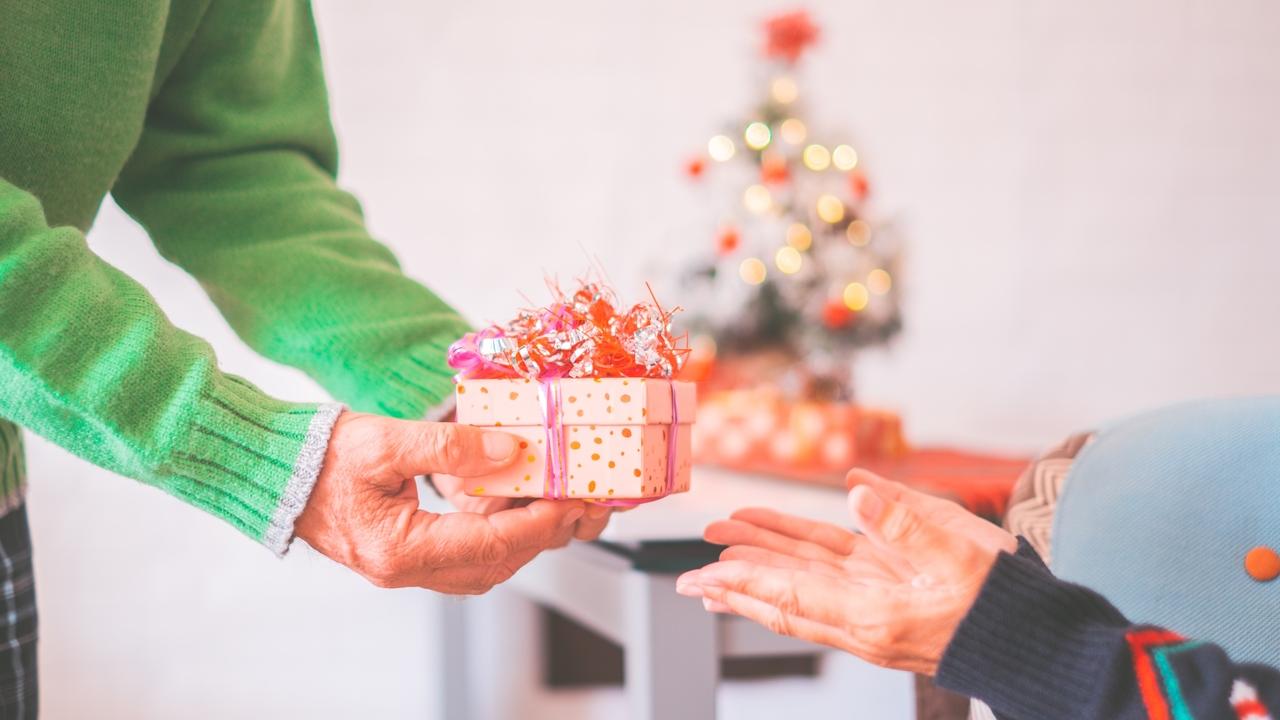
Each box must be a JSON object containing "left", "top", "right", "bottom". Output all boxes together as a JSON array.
[
  {"left": 847, "top": 485, "right": 974, "bottom": 584},
  {"left": 394, "top": 421, "right": 523, "bottom": 477}
]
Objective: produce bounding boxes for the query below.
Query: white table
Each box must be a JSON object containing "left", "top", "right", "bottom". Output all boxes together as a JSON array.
[{"left": 433, "top": 467, "right": 855, "bottom": 720}]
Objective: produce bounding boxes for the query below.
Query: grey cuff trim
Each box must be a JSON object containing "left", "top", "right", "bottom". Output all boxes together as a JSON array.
[{"left": 263, "top": 403, "right": 345, "bottom": 557}]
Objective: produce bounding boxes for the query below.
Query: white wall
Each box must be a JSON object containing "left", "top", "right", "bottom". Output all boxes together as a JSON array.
[{"left": 27, "top": 0, "right": 1280, "bottom": 717}]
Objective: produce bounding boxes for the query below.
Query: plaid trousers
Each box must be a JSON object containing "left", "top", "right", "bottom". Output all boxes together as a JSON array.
[{"left": 0, "top": 505, "right": 37, "bottom": 720}]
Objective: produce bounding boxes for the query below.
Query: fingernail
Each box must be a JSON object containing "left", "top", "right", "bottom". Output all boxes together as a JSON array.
[
  {"left": 585, "top": 504, "right": 610, "bottom": 520},
  {"left": 702, "top": 598, "right": 720, "bottom": 611},
  {"left": 561, "top": 507, "right": 585, "bottom": 527},
  {"left": 850, "top": 485, "right": 883, "bottom": 524},
  {"left": 482, "top": 432, "right": 518, "bottom": 461},
  {"left": 676, "top": 580, "right": 703, "bottom": 597}
]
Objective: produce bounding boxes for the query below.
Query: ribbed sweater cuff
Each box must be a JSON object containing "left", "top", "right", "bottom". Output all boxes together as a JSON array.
[
  {"left": 167, "top": 374, "right": 342, "bottom": 556},
  {"left": 370, "top": 341, "right": 458, "bottom": 419},
  {"left": 935, "top": 538, "right": 1132, "bottom": 719}
]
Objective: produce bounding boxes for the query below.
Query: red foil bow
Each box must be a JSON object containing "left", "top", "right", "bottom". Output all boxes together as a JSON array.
[{"left": 448, "top": 280, "right": 688, "bottom": 381}]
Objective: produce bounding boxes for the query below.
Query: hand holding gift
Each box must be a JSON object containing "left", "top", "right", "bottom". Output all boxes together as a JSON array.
[
  {"left": 295, "top": 412, "right": 591, "bottom": 593},
  {"left": 446, "top": 280, "right": 696, "bottom": 503}
]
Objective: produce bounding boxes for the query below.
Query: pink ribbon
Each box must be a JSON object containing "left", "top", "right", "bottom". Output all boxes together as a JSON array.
[
  {"left": 447, "top": 328, "right": 513, "bottom": 379},
  {"left": 537, "top": 380, "right": 568, "bottom": 500},
  {"left": 537, "top": 380, "right": 679, "bottom": 506}
]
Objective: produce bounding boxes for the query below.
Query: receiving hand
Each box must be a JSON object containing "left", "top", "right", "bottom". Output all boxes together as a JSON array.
[
  {"left": 295, "top": 411, "right": 590, "bottom": 594},
  {"left": 676, "top": 469, "right": 1017, "bottom": 675}
]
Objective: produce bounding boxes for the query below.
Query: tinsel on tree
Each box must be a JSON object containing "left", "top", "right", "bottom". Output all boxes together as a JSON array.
[{"left": 677, "top": 10, "right": 903, "bottom": 396}]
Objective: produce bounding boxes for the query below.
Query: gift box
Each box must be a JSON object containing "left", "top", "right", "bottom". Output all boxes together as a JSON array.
[
  {"left": 693, "top": 387, "right": 908, "bottom": 475},
  {"left": 455, "top": 378, "right": 695, "bottom": 500},
  {"left": 448, "top": 278, "right": 694, "bottom": 503}
]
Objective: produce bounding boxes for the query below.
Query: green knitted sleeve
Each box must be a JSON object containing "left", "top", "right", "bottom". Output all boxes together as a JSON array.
[
  {"left": 113, "top": 0, "right": 468, "bottom": 421},
  {"left": 0, "top": 177, "right": 341, "bottom": 554}
]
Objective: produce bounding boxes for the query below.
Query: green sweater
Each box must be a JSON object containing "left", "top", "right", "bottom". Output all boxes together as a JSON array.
[{"left": 0, "top": 1, "right": 469, "bottom": 554}]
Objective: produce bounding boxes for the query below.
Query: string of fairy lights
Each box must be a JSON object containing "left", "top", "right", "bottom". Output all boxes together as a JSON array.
[
  {"left": 677, "top": 21, "right": 903, "bottom": 366},
  {"left": 703, "top": 75, "right": 892, "bottom": 316}
]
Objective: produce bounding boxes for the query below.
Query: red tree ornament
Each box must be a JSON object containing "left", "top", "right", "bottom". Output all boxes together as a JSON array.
[
  {"left": 763, "top": 10, "right": 820, "bottom": 64},
  {"left": 848, "top": 169, "right": 870, "bottom": 200},
  {"left": 716, "top": 225, "right": 741, "bottom": 255},
  {"left": 760, "top": 154, "right": 790, "bottom": 185},
  {"left": 821, "top": 297, "right": 854, "bottom": 328}
]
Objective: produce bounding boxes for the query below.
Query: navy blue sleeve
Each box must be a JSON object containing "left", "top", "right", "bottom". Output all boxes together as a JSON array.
[{"left": 935, "top": 538, "right": 1280, "bottom": 720}]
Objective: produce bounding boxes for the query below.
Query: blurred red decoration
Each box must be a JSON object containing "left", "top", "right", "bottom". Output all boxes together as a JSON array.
[
  {"left": 763, "top": 10, "right": 820, "bottom": 64},
  {"left": 821, "top": 298, "right": 853, "bottom": 328},
  {"left": 677, "top": 335, "right": 718, "bottom": 384},
  {"left": 693, "top": 387, "right": 1030, "bottom": 517},
  {"left": 760, "top": 154, "right": 790, "bottom": 185},
  {"left": 693, "top": 387, "right": 908, "bottom": 475},
  {"left": 716, "top": 225, "right": 741, "bottom": 255},
  {"left": 686, "top": 157, "right": 706, "bottom": 179},
  {"left": 848, "top": 169, "right": 870, "bottom": 200}
]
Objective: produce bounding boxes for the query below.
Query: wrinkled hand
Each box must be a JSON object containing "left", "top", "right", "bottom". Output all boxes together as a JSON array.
[
  {"left": 430, "top": 472, "right": 613, "bottom": 541},
  {"left": 424, "top": 409, "right": 614, "bottom": 541},
  {"left": 676, "top": 469, "right": 1017, "bottom": 675},
  {"left": 295, "top": 411, "right": 589, "bottom": 594}
]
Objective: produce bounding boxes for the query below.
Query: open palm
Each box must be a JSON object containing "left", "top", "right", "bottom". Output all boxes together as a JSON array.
[{"left": 678, "top": 469, "right": 1017, "bottom": 675}]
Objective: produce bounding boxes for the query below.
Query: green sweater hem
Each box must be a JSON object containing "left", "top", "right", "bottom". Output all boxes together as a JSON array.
[{"left": 167, "top": 375, "right": 342, "bottom": 554}]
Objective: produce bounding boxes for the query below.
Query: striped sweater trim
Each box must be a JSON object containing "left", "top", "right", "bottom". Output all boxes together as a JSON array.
[
  {"left": 1126, "top": 629, "right": 1274, "bottom": 720},
  {"left": 1128, "top": 629, "right": 1187, "bottom": 720},
  {"left": 1152, "top": 641, "right": 1205, "bottom": 720},
  {"left": 1232, "top": 680, "right": 1275, "bottom": 720}
]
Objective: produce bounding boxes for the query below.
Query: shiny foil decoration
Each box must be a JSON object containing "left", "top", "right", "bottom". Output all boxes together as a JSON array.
[{"left": 448, "top": 280, "right": 688, "bottom": 381}]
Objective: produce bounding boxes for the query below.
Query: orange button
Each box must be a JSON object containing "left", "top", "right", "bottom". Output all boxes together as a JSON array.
[{"left": 1244, "top": 546, "right": 1280, "bottom": 582}]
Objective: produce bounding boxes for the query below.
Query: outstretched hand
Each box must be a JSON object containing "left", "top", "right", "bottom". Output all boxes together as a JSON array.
[
  {"left": 295, "top": 411, "right": 599, "bottom": 594},
  {"left": 676, "top": 469, "right": 1017, "bottom": 675}
]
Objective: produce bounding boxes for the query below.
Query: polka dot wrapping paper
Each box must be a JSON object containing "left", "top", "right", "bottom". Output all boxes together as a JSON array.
[{"left": 455, "top": 378, "right": 696, "bottom": 501}]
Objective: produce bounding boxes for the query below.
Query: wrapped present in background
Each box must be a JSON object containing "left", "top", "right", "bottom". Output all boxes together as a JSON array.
[
  {"left": 693, "top": 386, "right": 907, "bottom": 477},
  {"left": 449, "top": 279, "right": 694, "bottom": 503}
]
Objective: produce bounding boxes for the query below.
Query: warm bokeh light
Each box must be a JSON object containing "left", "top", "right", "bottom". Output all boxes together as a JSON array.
[
  {"left": 770, "top": 76, "right": 799, "bottom": 104},
  {"left": 867, "top": 268, "right": 892, "bottom": 295},
  {"left": 832, "top": 144, "right": 858, "bottom": 170},
  {"left": 739, "top": 257, "right": 767, "bottom": 285},
  {"left": 744, "top": 121, "right": 772, "bottom": 150},
  {"left": 689, "top": 333, "right": 718, "bottom": 362},
  {"left": 842, "top": 282, "right": 870, "bottom": 311},
  {"left": 802, "top": 144, "right": 831, "bottom": 171},
  {"left": 846, "top": 219, "right": 871, "bottom": 246},
  {"left": 779, "top": 118, "right": 807, "bottom": 145},
  {"left": 708, "top": 135, "right": 736, "bottom": 161},
  {"left": 785, "top": 222, "right": 812, "bottom": 251},
  {"left": 775, "top": 246, "right": 803, "bottom": 274},
  {"left": 743, "top": 184, "right": 773, "bottom": 214},
  {"left": 816, "top": 194, "right": 845, "bottom": 224}
]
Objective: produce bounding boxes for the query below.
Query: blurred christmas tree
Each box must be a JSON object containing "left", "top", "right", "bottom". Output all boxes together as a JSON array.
[{"left": 677, "top": 9, "right": 903, "bottom": 400}]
